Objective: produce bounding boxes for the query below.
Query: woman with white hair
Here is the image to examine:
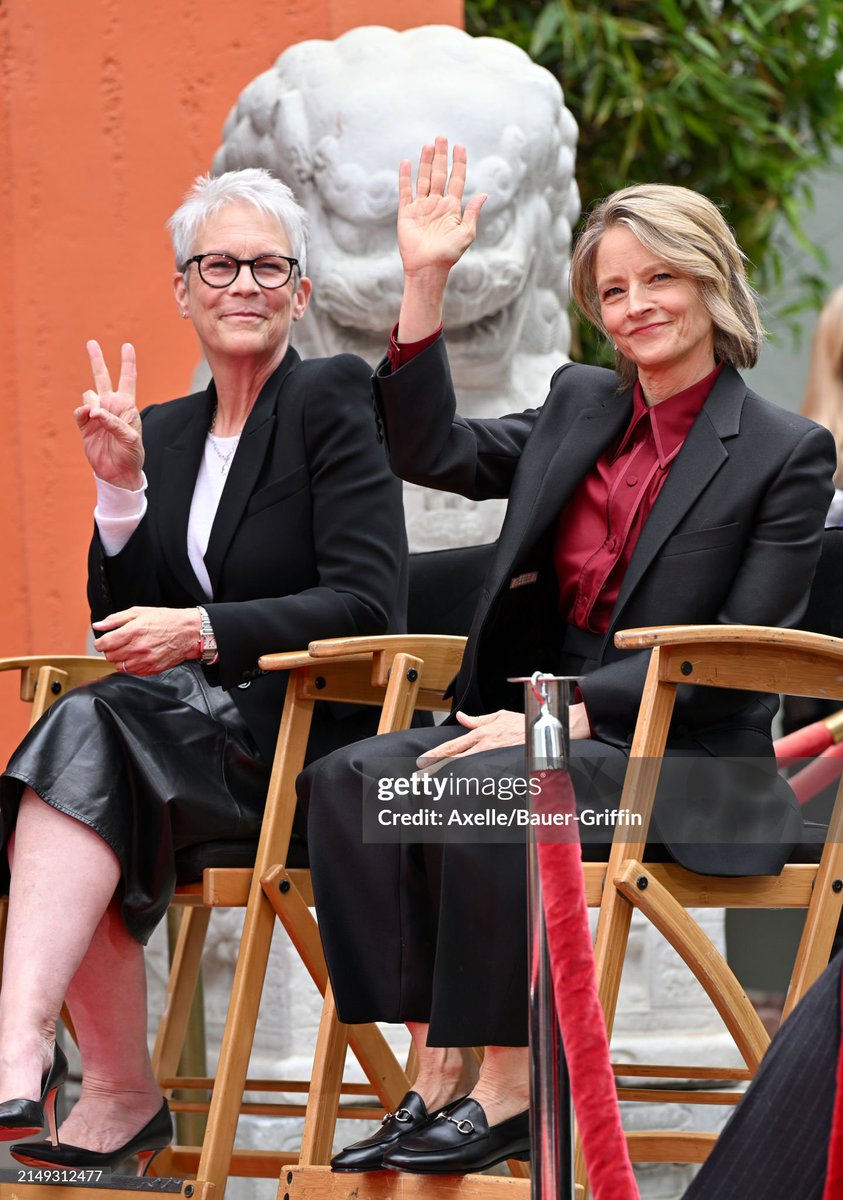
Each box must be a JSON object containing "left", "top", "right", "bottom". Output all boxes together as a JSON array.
[{"left": 0, "top": 168, "right": 407, "bottom": 1170}]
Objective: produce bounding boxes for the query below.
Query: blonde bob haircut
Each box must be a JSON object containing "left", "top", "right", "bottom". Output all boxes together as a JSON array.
[{"left": 570, "top": 184, "right": 763, "bottom": 389}]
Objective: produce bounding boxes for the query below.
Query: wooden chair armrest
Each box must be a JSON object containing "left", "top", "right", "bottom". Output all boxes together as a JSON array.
[
  {"left": 0, "top": 654, "right": 108, "bottom": 673},
  {"left": 259, "top": 635, "right": 466, "bottom": 697},
  {"left": 0, "top": 655, "right": 114, "bottom": 702},
  {"left": 258, "top": 649, "right": 373, "bottom": 672},
  {"left": 614, "top": 624, "right": 843, "bottom": 657},
  {"left": 306, "top": 634, "right": 467, "bottom": 660},
  {"left": 307, "top": 635, "right": 466, "bottom": 691}
]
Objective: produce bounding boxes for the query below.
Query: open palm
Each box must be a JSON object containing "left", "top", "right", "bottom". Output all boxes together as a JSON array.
[
  {"left": 397, "top": 139, "right": 487, "bottom": 276},
  {"left": 75, "top": 340, "right": 144, "bottom": 488}
]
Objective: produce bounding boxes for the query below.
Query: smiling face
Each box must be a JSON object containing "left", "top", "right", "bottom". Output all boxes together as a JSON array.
[
  {"left": 173, "top": 201, "right": 312, "bottom": 376},
  {"left": 595, "top": 225, "right": 715, "bottom": 400}
]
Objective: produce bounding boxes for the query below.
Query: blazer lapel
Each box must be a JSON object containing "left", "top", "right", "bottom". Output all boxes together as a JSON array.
[
  {"left": 491, "top": 391, "right": 634, "bottom": 589},
  {"left": 609, "top": 365, "right": 746, "bottom": 627},
  {"left": 158, "top": 386, "right": 215, "bottom": 600},
  {"left": 203, "top": 347, "right": 300, "bottom": 593}
]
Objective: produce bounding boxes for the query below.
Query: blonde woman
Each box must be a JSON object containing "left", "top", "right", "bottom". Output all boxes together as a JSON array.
[{"left": 302, "top": 139, "right": 836, "bottom": 1176}]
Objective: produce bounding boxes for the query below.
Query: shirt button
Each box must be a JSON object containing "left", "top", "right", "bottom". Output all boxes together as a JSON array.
[
  {"left": 627, "top": 475, "right": 638, "bottom": 486},
  {"left": 607, "top": 537, "right": 617, "bottom": 552}
]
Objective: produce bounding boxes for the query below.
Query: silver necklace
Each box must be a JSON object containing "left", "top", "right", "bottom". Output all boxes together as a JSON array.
[{"left": 208, "top": 406, "right": 241, "bottom": 476}]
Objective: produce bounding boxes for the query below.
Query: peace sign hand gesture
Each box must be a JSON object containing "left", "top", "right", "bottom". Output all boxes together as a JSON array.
[{"left": 75, "top": 340, "right": 145, "bottom": 490}]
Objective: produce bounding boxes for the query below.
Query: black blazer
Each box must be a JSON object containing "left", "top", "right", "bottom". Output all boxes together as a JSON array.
[
  {"left": 373, "top": 338, "right": 837, "bottom": 872},
  {"left": 89, "top": 347, "right": 408, "bottom": 766}
]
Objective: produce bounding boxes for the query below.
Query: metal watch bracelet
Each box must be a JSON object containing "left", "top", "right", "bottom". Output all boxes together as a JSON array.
[{"left": 197, "top": 605, "right": 219, "bottom": 665}]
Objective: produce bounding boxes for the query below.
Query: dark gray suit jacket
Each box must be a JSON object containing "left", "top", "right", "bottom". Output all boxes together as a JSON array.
[
  {"left": 373, "top": 338, "right": 836, "bottom": 872},
  {"left": 89, "top": 346, "right": 408, "bottom": 766}
]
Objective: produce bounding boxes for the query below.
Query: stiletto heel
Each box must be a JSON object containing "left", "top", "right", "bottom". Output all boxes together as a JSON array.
[
  {"left": 135, "top": 1148, "right": 160, "bottom": 1177},
  {"left": 0, "top": 1045, "right": 68, "bottom": 1141},
  {"left": 9, "top": 1098, "right": 172, "bottom": 1173},
  {"left": 43, "top": 1087, "right": 59, "bottom": 1147}
]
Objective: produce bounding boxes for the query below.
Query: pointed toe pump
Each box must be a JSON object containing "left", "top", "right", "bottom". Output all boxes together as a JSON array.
[{"left": 10, "top": 1098, "right": 173, "bottom": 1177}]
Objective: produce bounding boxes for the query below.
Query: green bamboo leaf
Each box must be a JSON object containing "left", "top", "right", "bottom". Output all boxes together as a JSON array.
[
  {"left": 772, "top": 122, "right": 810, "bottom": 157},
  {"left": 659, "top": 0, "right": 687, "bottom": 32},
  {"left": 529, "top": 2, "right": 563, "bottom": 57},
  {"left": 683, "top": 111, "right": 721, "bottom": 146},
  {"left": 684, "top": 30, "right": 721, "bottom": 60},
  {"left": 739, "top": 4, "right": 768, "bottom": 34}
]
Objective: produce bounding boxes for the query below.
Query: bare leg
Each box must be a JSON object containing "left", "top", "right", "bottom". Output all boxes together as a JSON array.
[
  {"left": 53, "top": 897, "right": 162, "bottom": 1150},
  {"left": 406, "top": 1022, "right": 479, "bottom": 1110},
  {"left": 407, "top": 1024, "right": 528, "bottom": 1124},
  {"left": 0, "top": 790, "right": 122, "bottom": 1100},
  {"left": 469, "top": 1046, "right": 530, "bottom": 1123},
  {"left": 0, "top": 790, "right": 160, "bottom": 1149}
]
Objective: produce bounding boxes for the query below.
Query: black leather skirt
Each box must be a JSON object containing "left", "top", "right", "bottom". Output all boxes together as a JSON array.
[{"left": 0, "top": 662, "right": 269, "bottom": 944}]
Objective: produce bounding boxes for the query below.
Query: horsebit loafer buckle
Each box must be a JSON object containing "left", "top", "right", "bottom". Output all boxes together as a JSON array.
[{"left": 438, "top": 1113, "right": 475, "bottom": 1134}]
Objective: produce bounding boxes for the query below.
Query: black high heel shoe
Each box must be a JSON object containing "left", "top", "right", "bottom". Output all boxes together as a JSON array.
[
  {"left": 10, "top": 1098, "right": 173, "bottom": 1178},
  {"left": 0, "top": 1044, "right": 68, "bottom": 1144}
]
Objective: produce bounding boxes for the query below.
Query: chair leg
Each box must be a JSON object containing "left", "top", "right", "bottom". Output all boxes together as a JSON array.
[
  {"left": 785, "top": 843, "right": 843, "bottom": 1018},
  {"left": 614, "top": 861, "right": 769, "bottom": 1070},
  {"left": 299, "top": 984, "right": 351, "bottom": 1166},
  {"left": 262, "top": 866, "right": 410, "bottom": 1108},
  {"left": 194, "top": 883, "right": 277, "bottom": 1192},
  {"left": 151, "top": 905, "right": 212, "bottom": 1083}
]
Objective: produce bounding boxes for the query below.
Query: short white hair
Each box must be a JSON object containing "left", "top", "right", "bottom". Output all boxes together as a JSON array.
[{"left": 167, "top": 167, "right": 309, "bottom": 275}]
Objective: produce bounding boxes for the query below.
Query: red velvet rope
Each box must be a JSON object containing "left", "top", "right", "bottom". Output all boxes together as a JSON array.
[
  {"left": 775, "top": 719, "right": 835, "bottom": 766},
  {"left": 786, "top": 742, "right": 843, "bottom": 806},
  {"left": 533, "top": 768, "right": 639, "bottom": 1199}
]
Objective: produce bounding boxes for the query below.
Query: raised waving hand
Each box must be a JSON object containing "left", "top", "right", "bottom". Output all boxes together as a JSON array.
[
  {"left": 75, "top": 340, "right": 144, "bottom": 489},
  {"left": 396, "top": 137, "right": 487, "bottom": 342}
]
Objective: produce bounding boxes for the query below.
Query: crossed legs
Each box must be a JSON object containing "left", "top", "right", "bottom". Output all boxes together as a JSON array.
[{"left": 0, "top": 788, "right": 162, "bottom": 1149}]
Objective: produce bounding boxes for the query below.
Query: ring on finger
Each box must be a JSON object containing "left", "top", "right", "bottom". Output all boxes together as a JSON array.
[{"left": 121, "top": 660, "right": 127, "bottom": 673}]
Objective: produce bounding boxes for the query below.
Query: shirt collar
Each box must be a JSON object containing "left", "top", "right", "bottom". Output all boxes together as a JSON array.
[{"left": 622, "top": 361, "right": 725, "bottom": 468}]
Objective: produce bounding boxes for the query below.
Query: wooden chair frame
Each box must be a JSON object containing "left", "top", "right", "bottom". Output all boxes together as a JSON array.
[
  {"left": 574, "top": 624, "right": 843, "bottom": 1189},
  {"left": 0, "top": 638, "right": 462, "bottom": 1200},
  {"left": 6, "top": 625, "right": 842, "bottom": 1198},
  {"left": 282, "top": 625, "right": 843, "bottom": 1200}
]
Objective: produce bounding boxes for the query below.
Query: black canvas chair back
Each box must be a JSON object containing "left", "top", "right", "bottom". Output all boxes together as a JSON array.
[
  {"left": 408, "top": 542, "right": 495, "bottom": 637},
  {"left": 801, "top": 527, "right": 843, "bottom": 638}
]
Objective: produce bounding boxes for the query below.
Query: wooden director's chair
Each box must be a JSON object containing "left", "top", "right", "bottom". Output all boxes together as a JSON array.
[
  {"left": 278, "top": 624, "right": 843, "bottom": 1200},
  {"left": 0, "top": 636, "right": 463, "bottom": 1200},
  {"left": 574, "top": 623, "right": 843, "bottom": 1193}
]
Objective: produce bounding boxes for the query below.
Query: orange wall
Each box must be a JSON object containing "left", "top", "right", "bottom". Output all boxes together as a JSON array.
[{"left": 0, "top": 0, "right": 462, "bottom": 761}]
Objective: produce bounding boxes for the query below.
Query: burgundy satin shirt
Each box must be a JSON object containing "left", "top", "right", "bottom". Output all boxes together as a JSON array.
[{"left": 557, "top": 361, "right": 723, "bottom": 634}]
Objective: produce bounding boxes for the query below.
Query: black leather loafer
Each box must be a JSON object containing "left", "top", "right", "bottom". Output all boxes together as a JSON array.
[
  {"left": 381, "top": 1097, "right": 530, "bottom": 1174},
  {"left": 331, "top": 1090, "right": 461, "bottom": 1172}
]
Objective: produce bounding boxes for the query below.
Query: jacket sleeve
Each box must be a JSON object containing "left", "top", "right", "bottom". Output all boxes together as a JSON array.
[
  {"left": 204, "top": 355, "right": 408, "bottom": 689},
  {"left": 578, "top": 421, "right": 837, "bottom": 745},
  {"left": 373, "top": 335, "right": 542, "bottom": 501}
]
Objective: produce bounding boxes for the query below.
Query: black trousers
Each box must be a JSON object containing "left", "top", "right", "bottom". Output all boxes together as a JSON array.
[
  {"left": 683, "top": 951, "right": 841, "bottom": 1199},
  {"left": 299, "top": 724, "right": 628, "bottom": 1046}
]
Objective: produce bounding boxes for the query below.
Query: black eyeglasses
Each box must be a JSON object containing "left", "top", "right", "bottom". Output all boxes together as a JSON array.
[{"left": 180, "top": 253, "right": 299, "bottom": 289}]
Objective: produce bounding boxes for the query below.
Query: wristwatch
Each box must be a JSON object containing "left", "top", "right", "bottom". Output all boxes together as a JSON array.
[{"left": 197, "top": 606, "right": 219, "bottom": 665}]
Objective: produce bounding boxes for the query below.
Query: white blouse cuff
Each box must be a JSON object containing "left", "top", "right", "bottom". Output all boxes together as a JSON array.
[{"left": 94, "top": 472, "right": 148, "bottom": 557}]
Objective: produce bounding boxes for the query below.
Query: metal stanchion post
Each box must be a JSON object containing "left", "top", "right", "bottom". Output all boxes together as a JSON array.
[{"left": 519, "top": 672, "right": 578, "bottom": 1200}]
